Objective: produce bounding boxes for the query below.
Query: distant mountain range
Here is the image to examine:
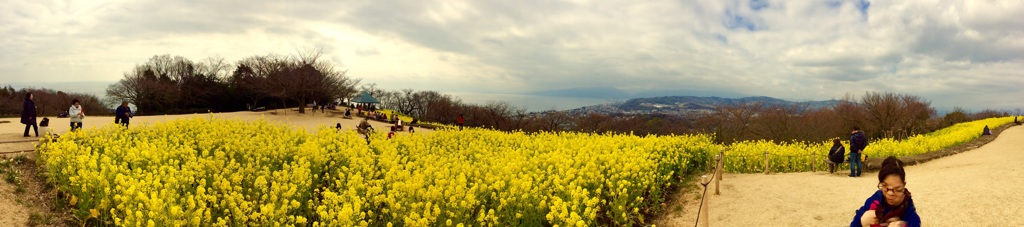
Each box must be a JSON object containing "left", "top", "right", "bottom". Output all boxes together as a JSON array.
[
  {"left": 563, "top": 95, "right": 840, "bottom": 115},
  {"left": 526, "top": 87, "right": 749, "bottom": 99}
]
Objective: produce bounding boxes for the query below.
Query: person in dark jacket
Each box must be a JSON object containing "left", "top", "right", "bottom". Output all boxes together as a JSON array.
[
  {"left": 21, "top": 92, "right": 38, "bottom": 137},
  {"left": 852, "top": 156, "right": 920, "bottom": 227},
  {"left": 849, "top": 126, "right": 868, "bottom": 177},
  {"left": 827, "top": 139, "right": 846, "bottom": 174},
  {"left": 115, "top": 101, "right": 133, "bottom": 128},
  {"left": 457, "top": 114, "right": 465, "bottom": 130},
  {"left": 982, "top": 125, "right": 992, "bottom": 135}
]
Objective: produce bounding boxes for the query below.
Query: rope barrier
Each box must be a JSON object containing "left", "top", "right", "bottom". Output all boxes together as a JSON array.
[
  {"left": 694, "top": 176, "right": 711, "bottom": 227},
  {"left": 767, "top": 153, "right": 815, "bottom": 157},
  {"left": 722, "top": 154, "right": 761, "bottom": 158}
]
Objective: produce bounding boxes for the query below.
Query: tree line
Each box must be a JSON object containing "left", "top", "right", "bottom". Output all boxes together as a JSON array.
[
  {"left": 105, "top": 51, "right": 358, "bottom": 115},
  {"left": 0, "top": 85, "right": 107, "bottom": 117},
  {"left": 372, "top": 89, "right": 1014, "bottom": 143}
]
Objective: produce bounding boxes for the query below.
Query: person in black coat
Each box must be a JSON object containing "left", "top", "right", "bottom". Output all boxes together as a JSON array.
[
  {"left": 115, "top": 101, "right": 133, "bottom": 128},
  {"left": 827, "top": 139, "right": 846, "bottom": 174},
  {"left": 849, "top": 126, "right": 869, "bottom": 177},
  {"left": 21, "top": 92, "right": 38, "bottom": 137}
]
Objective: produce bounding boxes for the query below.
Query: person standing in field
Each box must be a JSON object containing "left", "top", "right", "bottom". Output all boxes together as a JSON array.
[
  {"left": 21, "top": 92, "right": 38, "bottom": 137},
  {"left": 115, "top": 101, "right": 132, "bottom": 128},
  {"left": 851, "top": 156, "right": 920, "bottom": 227},
  {"left": 849, "top": 126, "right": 868, "bottom": 177},
  {"left": 69, "top": 99, "right": 85, "bottom": 131},
  {"left": 827, "top": 139, "right": 846, "bottom": 174},
  {"left": 457, "top": 114, "right": 465, "bottom": 130}
]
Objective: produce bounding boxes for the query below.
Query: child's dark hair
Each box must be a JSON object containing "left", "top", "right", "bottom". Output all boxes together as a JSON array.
[
  {"left": 878, "top": 156, "right": 906, "bottom": 182},
  {"left": 853, "top": 126, "right": 861, "bottom": 131},
  {"left": 72, "top": 98, "right": 80, "bottom": 105}
]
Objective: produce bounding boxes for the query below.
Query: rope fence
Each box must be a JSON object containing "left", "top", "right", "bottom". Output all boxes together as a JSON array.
[
  {"left": 718, "top": 149, "right": 869, "bottom": 174},
  {"left": 693, "top": 148, "right": 854, "bottom": 226},
  {"left": 694, "top": 149, "right": 725, "bottom": 227}
]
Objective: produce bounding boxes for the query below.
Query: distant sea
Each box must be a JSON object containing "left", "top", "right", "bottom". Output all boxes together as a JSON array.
[
  {"left": 447, "top": 92, "right": 618, "bottom": 112},
  {"left": 7, "top": 81, "right": 112, "bottom": 98}
]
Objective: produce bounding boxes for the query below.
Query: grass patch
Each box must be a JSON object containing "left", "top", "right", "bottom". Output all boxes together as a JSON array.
[{"left": 27, "top": 212, "right": 54, "bottom": 227}]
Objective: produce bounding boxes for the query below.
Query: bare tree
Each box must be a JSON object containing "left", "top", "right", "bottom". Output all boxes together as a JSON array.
[
  {"left": 530, "top": 111, "right": 572, "bottom": 132},
  {"left": 754, "top": 103, "right": 810, "bottom": 142},
  {"left": 704, "top": 102, "right": 763, "bottom": 143},
  {"left": 858, "top": 91, "right": 934, "bottom": 139},
  {"left": 832, "top": 93, "right": 864, "bottom": 132}
]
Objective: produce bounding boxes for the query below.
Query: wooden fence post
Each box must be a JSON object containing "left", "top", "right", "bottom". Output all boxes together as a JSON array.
[
  {"left": 764, "top": 149, "right": 770, "bottom": 174},
  {"left": 701, "top": 175, "right": 710, "bottom": 227},
  {"left": 718, "top": 149, "right": 725, "bottom": 180},
  {"left": 715, "top": 151, "right": 722, "bottom": 195},
  {"left": 812, "top": 151, "right": 817, "bottom": 172}
]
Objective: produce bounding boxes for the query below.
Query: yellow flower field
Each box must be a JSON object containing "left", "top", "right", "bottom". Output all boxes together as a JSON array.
[
  {"left": 37, "top": 117, "right": 714, "bottom": 226},
  {"left": 720, "top": 117, "right": 1018, "bottom": 173}
]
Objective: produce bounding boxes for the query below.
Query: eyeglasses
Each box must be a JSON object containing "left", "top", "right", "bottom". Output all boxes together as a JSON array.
[{"left": 878, "top": 183, "right": 905, "bottom": 195}]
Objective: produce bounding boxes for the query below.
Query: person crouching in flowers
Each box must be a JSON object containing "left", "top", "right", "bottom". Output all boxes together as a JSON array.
[
  {"left": 358, "top": 118, "right": 373, "bottom": 144},
  {"left": 852, "top": 156, "right": 920, "bottom": 227},
  {"left": 387, "top": 126, "right": 396, "bottom": 139},
  {"left": 358, "top": 118, "right": 373, "bottom": 135}
]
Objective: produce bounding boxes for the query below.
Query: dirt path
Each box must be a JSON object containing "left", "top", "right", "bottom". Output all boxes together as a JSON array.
[{"left": 658, "top": 125, "right": 1024, "bottom": 226}]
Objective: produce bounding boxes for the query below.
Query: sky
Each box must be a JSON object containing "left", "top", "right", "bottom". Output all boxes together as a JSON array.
[{"left": 1, "top": 0, "right": 1023, "bottom": 111}]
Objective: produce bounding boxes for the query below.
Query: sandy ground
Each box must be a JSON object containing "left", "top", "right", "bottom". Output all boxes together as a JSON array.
[
  {"left": 658, "top": 125, "right": 1024, "bottom": 226},
  {"left": 0, "top": 179, "right": 32, "bottom": 226},
  {"left": 0, "top": 108, "right": 428, "bottom": 141}
]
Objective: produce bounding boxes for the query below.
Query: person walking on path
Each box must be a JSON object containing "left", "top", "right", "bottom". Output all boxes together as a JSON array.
[
  {"left": 115, "top": 101, "right": 133, "bottom": 128},
  {"left": 827, "top": 139, "right": 846, "bottom": 174},
  {"left": 21, "top": 92, "right": 38, "bottom": 137},
  {"left": 851, "top": 156, "right": 920, "bottom": 227},
  {"left": 457, "top": 114, "right": 465, "bottom": 130},
  {"left": 849, "top": 126, "right": 868, "bottom": 177},
  {"left": 69, "top": 99, "right": 85, "bottom": 131}
]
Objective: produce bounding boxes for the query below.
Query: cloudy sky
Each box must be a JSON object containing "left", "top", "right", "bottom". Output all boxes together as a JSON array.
[{"left": 1, "top": 0, "right": 1022, "bottom": 110}]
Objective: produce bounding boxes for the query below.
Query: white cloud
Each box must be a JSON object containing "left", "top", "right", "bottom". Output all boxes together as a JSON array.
[{"left": 0, "top": 0, "right": 1021, "bottom": 110}]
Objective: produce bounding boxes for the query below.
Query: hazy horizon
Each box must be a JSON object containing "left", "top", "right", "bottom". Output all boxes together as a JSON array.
[{"left": 1, "top": 81, "right": 1010, "bottom": 114}]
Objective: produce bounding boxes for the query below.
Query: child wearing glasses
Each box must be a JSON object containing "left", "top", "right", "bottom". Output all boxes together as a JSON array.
[{"left": 851, "top": 156, "right": 920, "bottom": 227}]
